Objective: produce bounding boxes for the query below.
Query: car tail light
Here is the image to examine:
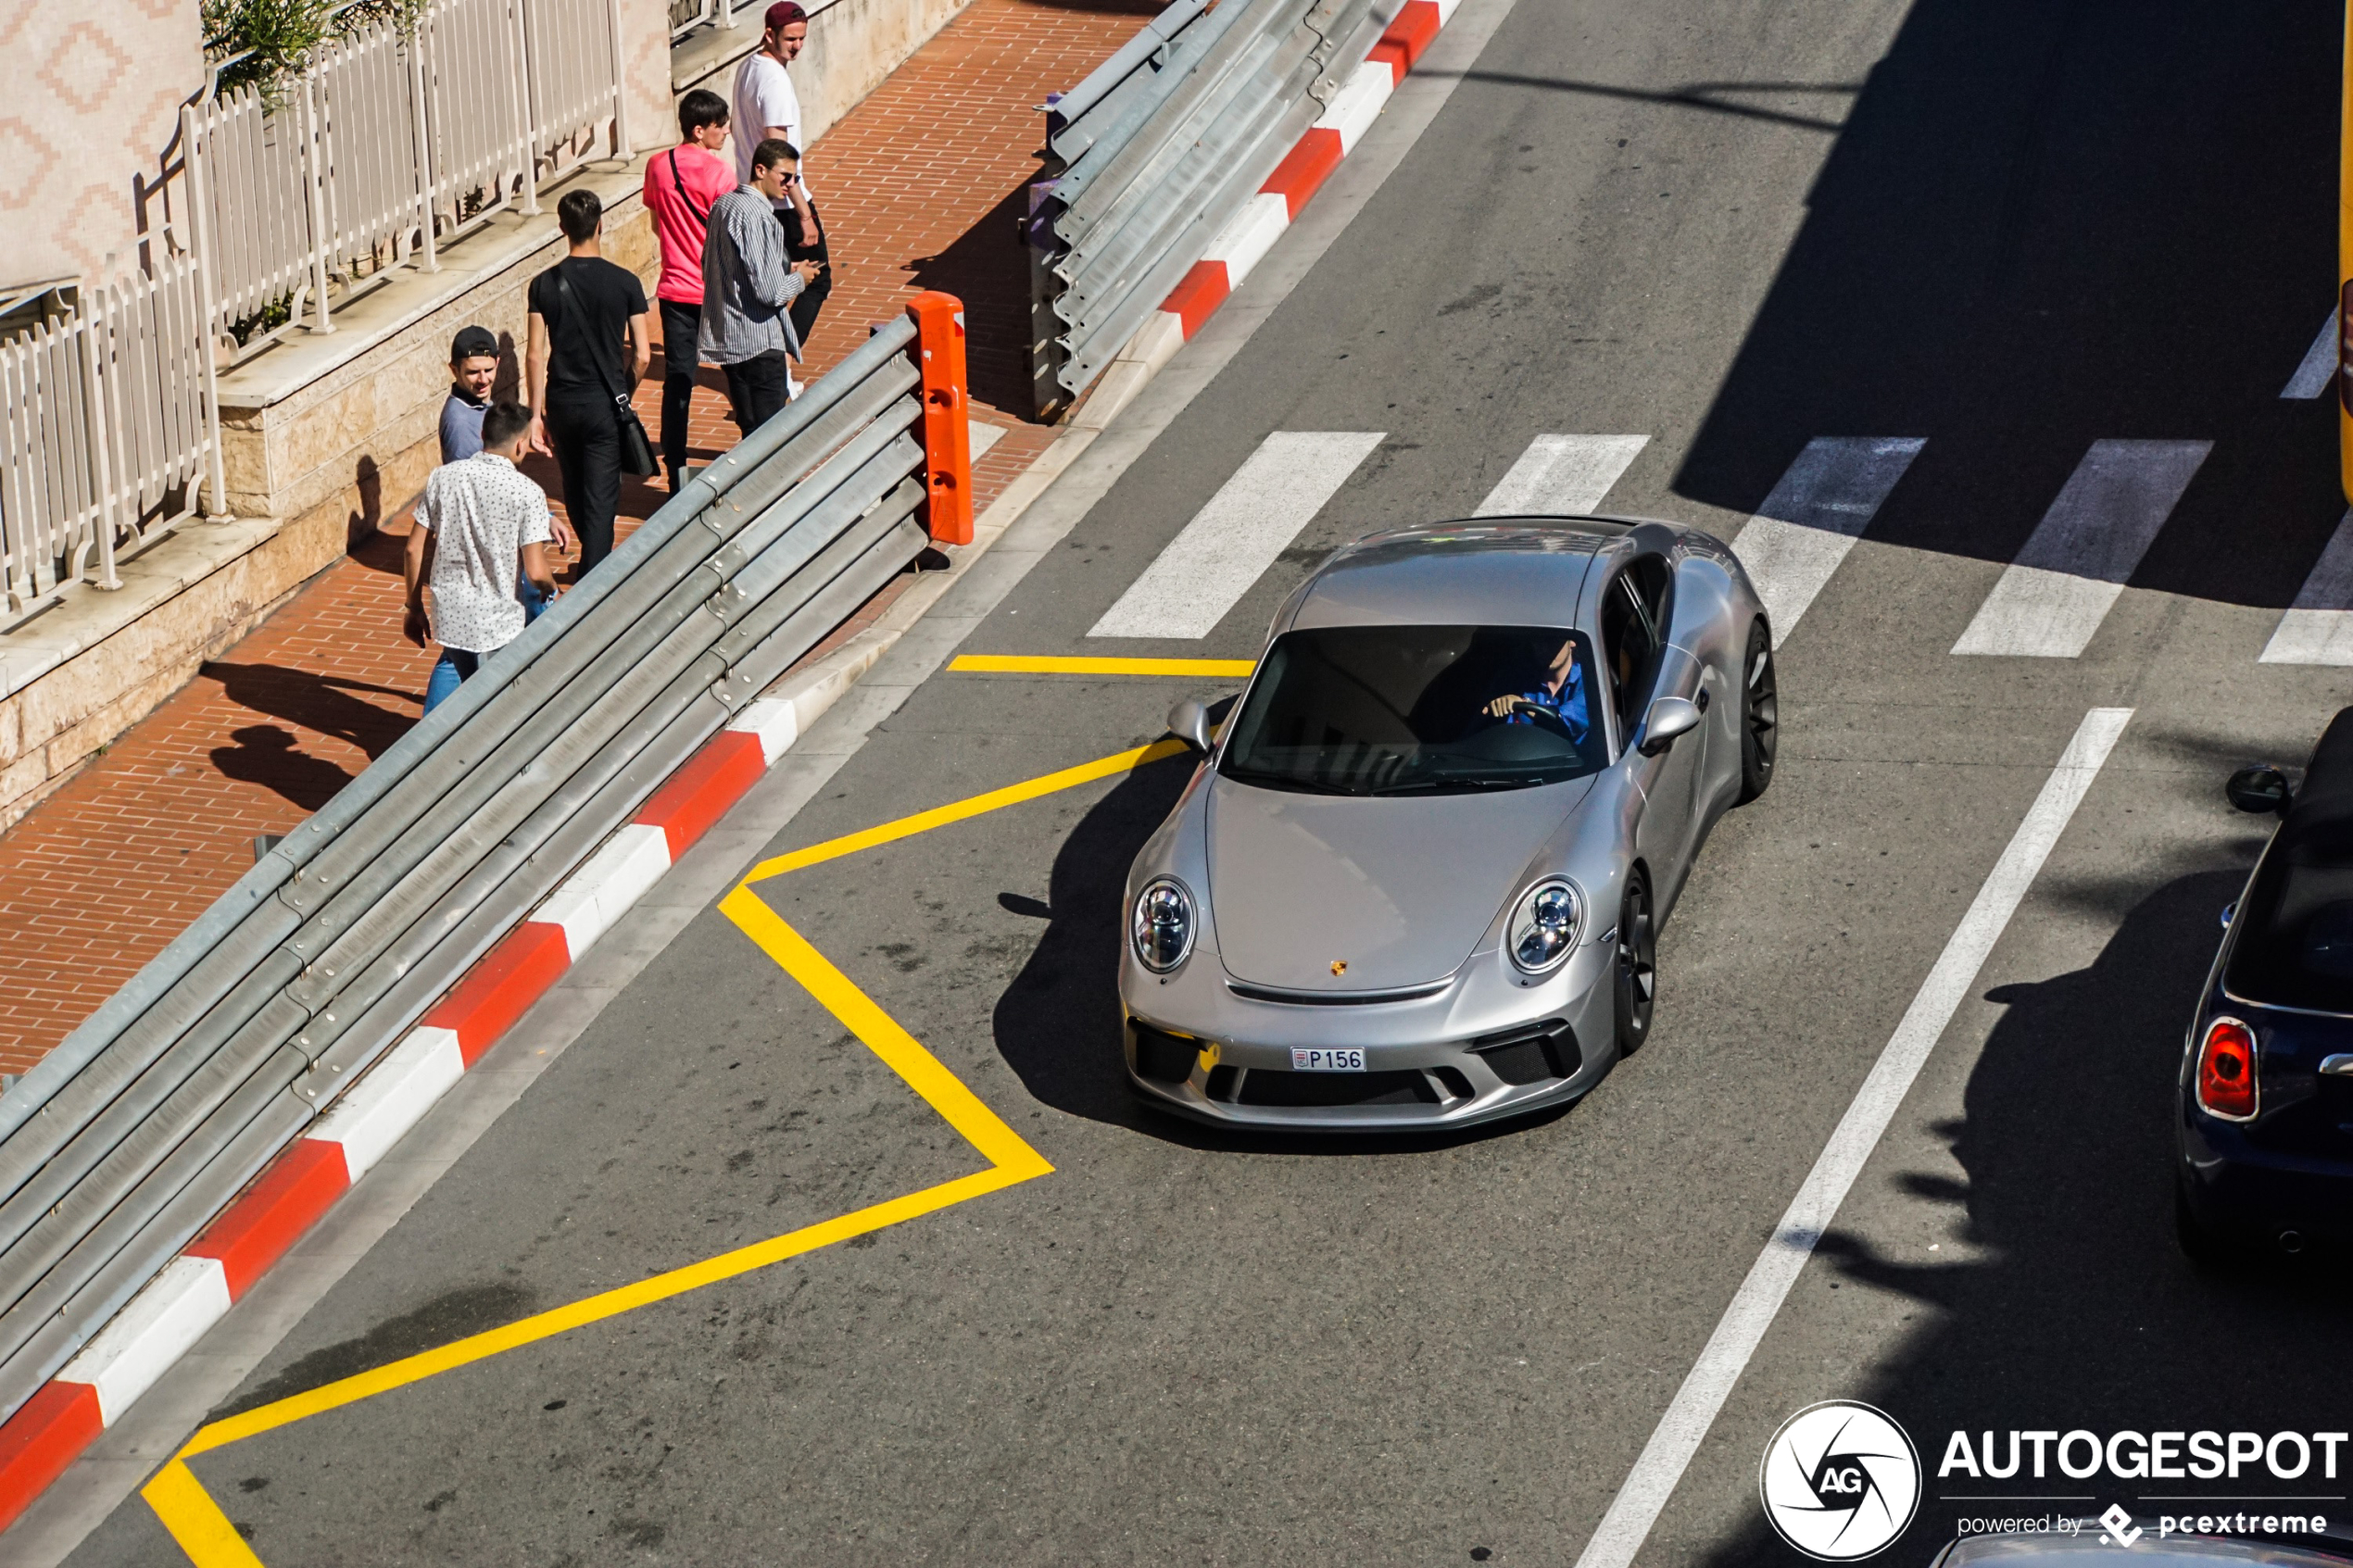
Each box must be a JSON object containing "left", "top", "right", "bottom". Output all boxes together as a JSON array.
[{"left": 2196, "top": 1017, "right": 2259, "bottom": 1122}]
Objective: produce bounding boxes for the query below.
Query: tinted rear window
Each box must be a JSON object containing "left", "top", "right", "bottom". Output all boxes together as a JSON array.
[{"left": 2228, "top": 821, "right": 2353, "bottom": 1011}]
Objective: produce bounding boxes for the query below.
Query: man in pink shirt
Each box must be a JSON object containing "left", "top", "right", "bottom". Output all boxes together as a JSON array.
[{"left": 643, "top": 89, "right": 736, "bottom": 493}]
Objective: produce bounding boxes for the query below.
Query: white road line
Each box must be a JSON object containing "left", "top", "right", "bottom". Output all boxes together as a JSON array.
[
  {"left": 2259, "top": 508, "right": 2353, "bottom": 665},
  {"left": 1951, "top": 439, "right": 2210, "bottom": 659},
  {"left": 1088, "top": 431, "right": 1384, "bottom": 639},
  {"left": 1723, "top": 437, "right": 1924, "bottom": 646},
  {"left": 2283, "top": 310, "right": 2338, "bottom": 399},
  {"left": 1475, "top": 434, "right": 1648, "bottom": 516},
  {"left": 1570, "top": 706, "right": 2133, "bottom": 1568}
]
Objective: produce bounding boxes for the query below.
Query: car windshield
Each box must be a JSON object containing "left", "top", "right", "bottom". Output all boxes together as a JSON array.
[
  {"left": 1218, "top": 624, "right": 1609, "bottom": 797},
  {"left": 2227, "top": 819, "right": 2353, "bottom": 1012}
]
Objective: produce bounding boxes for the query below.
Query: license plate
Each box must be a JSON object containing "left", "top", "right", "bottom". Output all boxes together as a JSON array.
[{"left": 1290, "top": 1047, "right": 1366, "bottom": 1072}]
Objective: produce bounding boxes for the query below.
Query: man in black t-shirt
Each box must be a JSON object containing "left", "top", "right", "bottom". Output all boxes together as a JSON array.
[{"left": 525, "top": 188, "right": 651, "bottom": 576}]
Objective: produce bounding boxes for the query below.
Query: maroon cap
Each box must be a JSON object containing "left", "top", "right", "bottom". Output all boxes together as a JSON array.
[{"left": 763, "top": 1, "right": 805, "bottom": 30}]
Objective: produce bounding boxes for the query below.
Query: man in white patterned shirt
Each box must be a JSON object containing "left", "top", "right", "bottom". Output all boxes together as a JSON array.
[{"left": 404, "top": 400, "right": 560, "bottom": 712}]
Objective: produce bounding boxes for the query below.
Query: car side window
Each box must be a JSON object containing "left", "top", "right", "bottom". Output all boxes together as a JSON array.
[{"left": 1601, "top": 563, "right": 1666, "bottom": 739}]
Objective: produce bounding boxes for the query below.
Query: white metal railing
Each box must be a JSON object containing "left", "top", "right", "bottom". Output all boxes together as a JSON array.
[
  {"left": 185, "top": 0, "right": 633, "bottom": 358},
  {"left": 0, "top": 250, "right": 225, "bottom": 624},
  {"left": 670, "top": 0, "right": 746, "bottom": 43}
]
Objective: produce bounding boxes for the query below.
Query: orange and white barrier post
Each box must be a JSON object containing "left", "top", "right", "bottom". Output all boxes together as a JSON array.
[{"left": 907, "top": 291, "right": 972, "bottom": 546}]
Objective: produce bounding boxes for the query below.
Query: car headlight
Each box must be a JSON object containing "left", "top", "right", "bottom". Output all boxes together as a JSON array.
[
  {"left": 1131, "top": 877, "right": 1196, "bottom": 972},
  {"left": 1506, "top": 878, "right": 1581, "bottom": 974}
]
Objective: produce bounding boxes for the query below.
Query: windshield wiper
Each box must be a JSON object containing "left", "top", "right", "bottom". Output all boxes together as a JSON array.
[
  {"left": 1218, "top": 769, "right": 1363, "bottom": 797},
  {"left": 1368, "top": 774, "right": 1554, "bottom": 796}
]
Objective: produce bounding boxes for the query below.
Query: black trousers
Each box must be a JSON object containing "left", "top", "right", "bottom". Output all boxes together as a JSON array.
[
  {"left": 785, "top": 202, "right": 830, "bottom": 346},
  {"left": 544, "top": 392, "right": 620, "bottom": 575},
  {"left": 723, "top": 350, "right": 794, "bottom": 436},
  {"left": 658, "top": 298, "right": 700, "bottom": 490}
]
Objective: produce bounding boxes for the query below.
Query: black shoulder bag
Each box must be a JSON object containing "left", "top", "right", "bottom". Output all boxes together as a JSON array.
[
  {"left": 550, "top": 265, "right": 659, "bottom": 478},
  {"left": 668, "top": 150, "right": 711, "bottom": 226}
]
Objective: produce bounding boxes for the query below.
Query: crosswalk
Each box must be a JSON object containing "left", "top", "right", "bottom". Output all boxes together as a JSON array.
[
  {"left": 1949, "top": 440, "right": 2209, "bottom": 658},
  {"left": 1081, "top": 428, "right": 2353, "bottom": 666}
]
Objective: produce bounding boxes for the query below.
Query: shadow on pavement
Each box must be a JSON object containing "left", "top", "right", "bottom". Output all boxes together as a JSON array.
[
  {"left": 909, "top": 174, "right": 1043, "bottom": 420},
  {"left": 1691, "top": 864, "right": 2353, "bottom": 1568},
  {"left": 1668, "top": 0, "right": 2343, "bottom": 609},
  {"left": 203, "top": 660, "right": 418, "bottom": 756}
]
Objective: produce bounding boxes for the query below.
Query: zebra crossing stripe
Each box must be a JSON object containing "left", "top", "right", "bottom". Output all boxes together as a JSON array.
[
  {"left": 1952, "top": 440, "right": 2209, "bottom": 659},
  {"left": 2283, "top": 310, "right": 2338, "bottom": 399},
  {"left": 1726, "top": 437, "right": 1924, "bottom": 646},
  {"left": 1088, "top": 433, "right": 1385, "bottom": 640},
  {"left": 2259, "top": 509, "right": 2353, "bottom": 665},
  {"left": 1475, "top": 434, "right": 1647, "bottom": 516}
]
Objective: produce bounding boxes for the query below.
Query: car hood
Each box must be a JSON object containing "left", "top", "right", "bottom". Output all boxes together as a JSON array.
[{"left": 1205, "top": 773, "right": 1593, "bottom": 992}]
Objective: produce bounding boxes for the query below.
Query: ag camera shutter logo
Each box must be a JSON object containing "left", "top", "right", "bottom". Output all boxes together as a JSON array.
[{"left": 1760, "top": 1401, "right": 1922, "bottom": 1561}]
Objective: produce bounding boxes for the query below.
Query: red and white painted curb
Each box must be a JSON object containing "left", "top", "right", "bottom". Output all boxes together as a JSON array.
[
  {"left": 1113, "top": 0, "right": 1458, "bottom": 383},
  {"left": 0, "top": 697, "right": 804, "bottom": 1531}
]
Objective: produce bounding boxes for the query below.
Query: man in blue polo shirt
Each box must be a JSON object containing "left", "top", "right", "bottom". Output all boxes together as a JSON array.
[
  {"left": 434, "top": 324, "right": 569, "bottom": 617},
  {"left": 1482, "top": 635, "right": 1591, "bottom": 744}
]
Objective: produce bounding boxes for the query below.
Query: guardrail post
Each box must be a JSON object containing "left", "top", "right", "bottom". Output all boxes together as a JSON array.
[{"left": 906, "top": 291, "right": 971, "bottom": 546}]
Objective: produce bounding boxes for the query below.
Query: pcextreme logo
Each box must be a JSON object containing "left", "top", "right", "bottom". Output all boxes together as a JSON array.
[{"left": 1761, "top": 1401, "right": 1924, "bottom": 1562}]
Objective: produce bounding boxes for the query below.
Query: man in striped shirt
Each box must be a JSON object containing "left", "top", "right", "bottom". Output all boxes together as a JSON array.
[{"left": 699, "top": 138, "right": 823, "bottom": 436}]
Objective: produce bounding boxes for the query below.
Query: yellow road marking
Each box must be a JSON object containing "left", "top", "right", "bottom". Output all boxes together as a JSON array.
[
  {"left": 144, "top": 740, "right": 1164, "bottom": 1562},
  {"left": 718, "top": 887, "right": 1051, "bottom": 1180},
  {"left": 143, "top": 1461, "right": 264, "bottom": 1568},
  {"left": 947, "top": 654, "right": 1257, "bottom": 677},
  {"left": 741, "top": 737, "right": 1187, "bottom": 883}
]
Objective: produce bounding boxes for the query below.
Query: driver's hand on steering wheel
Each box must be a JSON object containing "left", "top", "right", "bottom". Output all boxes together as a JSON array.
[{"left": 1484, "top": 695, "right": 1529, "bottom": 719}]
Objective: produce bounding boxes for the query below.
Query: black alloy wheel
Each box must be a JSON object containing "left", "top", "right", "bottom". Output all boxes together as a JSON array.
[
  {"left": 1615, "top": 873, "right": 1656, "bottom": 1056},
  {"left": 1737, "top": 619, "right": 1777, "bottom": 804}
]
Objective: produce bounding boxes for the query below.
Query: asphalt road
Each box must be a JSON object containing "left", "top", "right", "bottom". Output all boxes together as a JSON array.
[{"left": 44, "top": 0, "right": 2353, "bottom": 1562}]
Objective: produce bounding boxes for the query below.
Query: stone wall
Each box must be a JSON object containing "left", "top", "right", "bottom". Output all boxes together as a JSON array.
[{"left": 0, "top": 0, "right": 204, "bottom": 290}]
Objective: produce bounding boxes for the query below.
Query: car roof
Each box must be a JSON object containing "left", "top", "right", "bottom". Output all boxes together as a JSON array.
[
  {"left": 1287, "top": 518, "right": 1629, "bottom": 633},
  {"left": 2288, "top": 706, "right": 2353, "bottom": 836},
  {"left": 1940, "top": 1534, "right": 2353, "bottom": 1568}
]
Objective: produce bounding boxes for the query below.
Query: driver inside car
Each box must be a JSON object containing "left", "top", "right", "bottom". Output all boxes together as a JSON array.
[{"left": 1481, "top": 635, "right": 1589, "bottom": 743}]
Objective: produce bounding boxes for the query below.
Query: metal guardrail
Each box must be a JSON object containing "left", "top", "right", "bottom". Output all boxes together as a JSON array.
[
  {"left": 1026, "top": 0, "right": 1386, "bottom": 414},
  {"left": 0, "top": 317, "right": 937, "bottom": 1427}
]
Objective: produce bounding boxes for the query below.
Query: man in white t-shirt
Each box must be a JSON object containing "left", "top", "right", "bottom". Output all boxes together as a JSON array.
[
  {"left": 732, "top": 1, "right": 831, "bottom": 355},
  {"left": 404, "top": 400, "right": 559, "bottom": 713}
]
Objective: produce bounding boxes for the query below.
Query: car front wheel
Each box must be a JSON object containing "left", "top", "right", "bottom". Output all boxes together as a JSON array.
[
  {"left": 1737, "top": 619, "right": 1777, "bottom": 804},
  {"left": 1615, "top": 873, "right": 1656, "bottom": 1056}
]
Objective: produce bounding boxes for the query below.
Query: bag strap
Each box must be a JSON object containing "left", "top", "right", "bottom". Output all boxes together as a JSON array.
[
  {"left": 549, "top": 265, "right": 631, "bottom": 412},
  {"left": 668, "top": 149, "right": 711, "bottom": 227}
]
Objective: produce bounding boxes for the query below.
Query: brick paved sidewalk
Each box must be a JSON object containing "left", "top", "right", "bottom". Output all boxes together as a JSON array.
[{"left": 0, "top": 0, "right": 1155, "bottom": 1079}]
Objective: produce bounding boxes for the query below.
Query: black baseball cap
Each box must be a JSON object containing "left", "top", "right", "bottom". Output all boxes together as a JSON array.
[{"left": 450, "top": 325, "right": 498, "bottom": 361}]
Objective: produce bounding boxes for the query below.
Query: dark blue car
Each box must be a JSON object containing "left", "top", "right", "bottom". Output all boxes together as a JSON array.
[{"left": 2177, "top": 708, "right": 2353, "bottom": 1261}]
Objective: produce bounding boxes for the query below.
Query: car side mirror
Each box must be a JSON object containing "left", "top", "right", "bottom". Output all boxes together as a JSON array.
[
  {"left": 2225, "top": 765, "right": 2291, "bottom": 815},
  {"left": 1168, "top": 698, "right": 1214, "bottom": 754},
  {"left": 1637, "top": 696, "right": 1702, "bottom": 757}
]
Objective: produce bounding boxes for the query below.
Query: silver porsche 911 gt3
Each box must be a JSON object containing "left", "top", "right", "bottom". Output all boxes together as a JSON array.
[{"left": 1117, "top": 515, "right": 1776, "bottom": 1130}]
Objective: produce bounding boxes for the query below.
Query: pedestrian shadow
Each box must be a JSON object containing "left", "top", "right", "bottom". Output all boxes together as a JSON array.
[
  {"left": 200, "top": 659, "right": 420, "bottom": 770},
  {"left": 988, "top": 735, "right": 1578, "bottom": 1155},
  {"left": 208, "top": 725, "right": 364, "bottom": 812},
  {"left": 1681, "top": 862, "right": 2353, "bottom": 1568}
]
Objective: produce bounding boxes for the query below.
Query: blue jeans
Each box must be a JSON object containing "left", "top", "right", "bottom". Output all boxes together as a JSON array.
[{"left": 422, "top": 647, "right": 481, "bottom": 714}]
